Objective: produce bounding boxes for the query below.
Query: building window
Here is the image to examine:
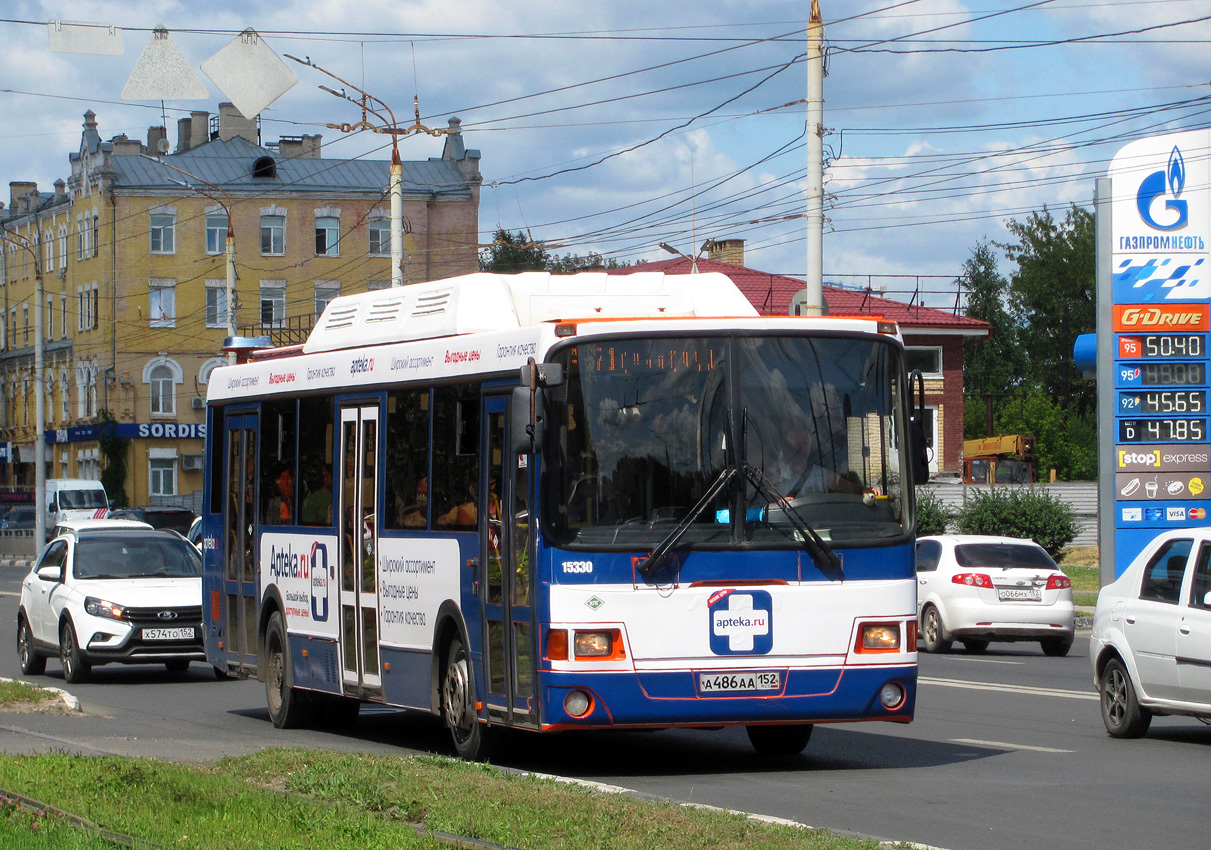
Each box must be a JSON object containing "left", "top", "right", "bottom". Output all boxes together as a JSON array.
[
  {"left": 206, "top": 212, "right": 227, "bottom": 255},
  {"left": 149, "top": 278, "right": 176, "bottom": 328},
  {"left": 315, "top": 216, "right": 339, "bottom": 256},
  {"left": 58, "top": 227, "right": 67, "bottom": 269},
  {"left": 368, "top": 220, "right": 390, "bottom": 256},
  {"left": 22, "top": 305, "right": 29, "bottom": 346},
  {"left": 149, "top": 363, "right": 176, "bottom": 416},
  {"left": 261, "top": 214, "right": 285, "bottom": 256},
  {"left": 92, "top": 213, "right": 99, "bottom": 257},
  {"left": 46, "top": 295, "right": 54, "bottom": 342},
  {"left": 149, "top": 456, "right": 178, "bottom": 497},
  {"left": 260, "top": 280, "right": 286, "bottom": 327},
  {"left": 76, "top": 216, "right": 84, "bottom": 260},
  {"left": 315, "top": 280, "right": 340, "bottom": 318},
  {"left": 150, "top": 213, "right": 175, "bottom": 254},
  {"left": 205, "top": 280, "right": 228, "bottom": 329},
  {"left": 60, "top": 367, "right": 69, "bottom": 423},
  {"left": 906, "top": 346, "right": 943, "bottom": 378},
  {"left": 90, "top": 284, "right": 99, "bottom": 330},
  {"left": 44, "top": 230, "right": 53, "bottom": 270},
  {"left": 60, "top": 293, "right": 67, "bottom": 338}
]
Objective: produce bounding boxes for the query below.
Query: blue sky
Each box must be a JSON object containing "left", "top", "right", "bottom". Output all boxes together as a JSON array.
[{"left": 2, "top": 1, "right": 1208, "bottom": 307}]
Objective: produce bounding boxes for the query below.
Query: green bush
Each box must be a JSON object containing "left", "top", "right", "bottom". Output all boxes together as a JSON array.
[
  {"left": 953, "top": 487, "right": 1080, "bottom": 558},
  {"left": 915, "top": 488, "right": 954, "bottom": 536}
]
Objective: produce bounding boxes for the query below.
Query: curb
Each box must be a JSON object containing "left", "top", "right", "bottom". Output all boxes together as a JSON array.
[{"left": 0, "top": 676, "right": 80, "bottom": 713}]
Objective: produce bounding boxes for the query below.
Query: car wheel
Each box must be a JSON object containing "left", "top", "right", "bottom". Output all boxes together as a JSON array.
[
  {"left": 746, "top": 724, "right": 813, "bottom": 756},
  {"left": 962, "top": 639, "right": 989, "bottom": 654},
  {"left": 920, "top": 605, "right": 953, "bottom": 653},
  {"left": 264, "top": 611, "right": 312, "bottom": 728},
  {"left": 165, "top": 660, "right": 191, "bottom": 674},
  {"left": 18, "top": 617, "right": 46, "bottom": 676},
  {"left": 60, "top": 621, "right": 90, "bottom": 684},
  {"left": 1100, "top": 657, "right": 1152, "bottom": 738},
  {"left": 1041, "top": 636, "right": 1073, "bottom": 657},
  {"left": 442, "top": 636, "right": 490, "bottom": 761}
]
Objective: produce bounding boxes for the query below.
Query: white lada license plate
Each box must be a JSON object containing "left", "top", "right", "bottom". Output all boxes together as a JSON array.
[
  {"left": 698, "top": 670, "right": 781, "bottom": 693},
  {"left": 142, "top": 627, "right": 195, "bottom": 641}
]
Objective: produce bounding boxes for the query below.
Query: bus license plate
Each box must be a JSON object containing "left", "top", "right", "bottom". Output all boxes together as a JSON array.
[
  {"left": 997, "top": 588, "right": 1041, "bottom": 602},
  {"left": 142, "top": 627, "right": 195, "bottom": 641},
  {"left": 698, "top": 671, "right": 781, "bottom": 693}
]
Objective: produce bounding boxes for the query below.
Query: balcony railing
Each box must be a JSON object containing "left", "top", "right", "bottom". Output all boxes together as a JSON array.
[{"left": 239, "top": 314, "right": 315, "bottom": 347}]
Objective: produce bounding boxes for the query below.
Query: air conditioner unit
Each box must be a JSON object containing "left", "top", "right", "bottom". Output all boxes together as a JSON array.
[
  {"left": 191, "top": 397, "right": 205, "bottom": 410},
  {"left": 181, "top": 454, "right": 204, "bottom": 471}
]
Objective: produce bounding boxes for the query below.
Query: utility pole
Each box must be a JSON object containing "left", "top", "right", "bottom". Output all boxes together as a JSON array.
[
  {"left": 285, "top": 57, "right": 454, "bottom": 287},
  {"left": 803, "top": 0, "right": 826, "bottom": 316}
]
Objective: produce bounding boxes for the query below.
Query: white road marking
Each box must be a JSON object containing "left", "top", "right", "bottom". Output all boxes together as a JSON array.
[
  {"left": 939, "top": 656, "right": 1024, "bottom": 665},
  {"left": 919, "top": 676, "right": 1099, "bottom": 701},
  {"left": 950, "top": 738, "right": 1074, "bottom": 754}
]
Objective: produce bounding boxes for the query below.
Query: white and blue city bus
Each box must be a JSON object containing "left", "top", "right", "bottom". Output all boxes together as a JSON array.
[{"left": 200, "top": 271, "right": 926, "bottom": 760}]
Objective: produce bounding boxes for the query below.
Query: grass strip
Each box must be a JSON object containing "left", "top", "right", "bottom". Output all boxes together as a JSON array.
[{"left": 0, "top": 749, "right": 887, "bottom": 850}]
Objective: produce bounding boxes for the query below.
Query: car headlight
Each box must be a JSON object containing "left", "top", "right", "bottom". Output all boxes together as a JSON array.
[{"left": 84, "top": 597, "right": 128, "bottom": 621}]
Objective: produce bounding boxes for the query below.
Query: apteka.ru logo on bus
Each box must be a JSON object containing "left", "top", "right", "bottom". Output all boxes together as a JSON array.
[
  {"left": 270, "top": 541, "right": 330, "bottom": 622},
  {"left": 708, "top": 588, "right": 773, "bottom": 655}
]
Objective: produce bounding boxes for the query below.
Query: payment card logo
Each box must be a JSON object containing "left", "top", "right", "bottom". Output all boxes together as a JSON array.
[
  {"left": 1136, "top": 146, "right": 1188, "bottom": 232},
  {"left": 708, "top": 589, "right": 773, "bottom": 655}
]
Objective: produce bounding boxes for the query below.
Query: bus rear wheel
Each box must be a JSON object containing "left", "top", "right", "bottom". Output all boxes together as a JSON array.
[
  {"left": 746, "top": 723, "right": 813, "bottom": 756},
  {"left": 265, "top": 611, "right": 312, "bottom": 728},
  {"left": 442, "top": 636, "right": 490, "bottom": 761}
]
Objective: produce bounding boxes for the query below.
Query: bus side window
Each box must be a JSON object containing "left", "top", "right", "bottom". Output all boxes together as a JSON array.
[
  {"left": 386, "top": 389, "right": 431, "bottom": 530},
  {"left": 432, "top": 384, "right": 480, "bottom": 531},
  {"left": 260, "top": 399, "right": 297, "bottom": 525}
]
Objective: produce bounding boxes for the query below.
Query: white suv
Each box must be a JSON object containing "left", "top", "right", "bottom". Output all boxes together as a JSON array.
[
  {"left": 1090, "top": 529, "right": 1211, "bottom": 737},
  {"left": 17, "top": 527, "right": 204, "bottom": 683}
]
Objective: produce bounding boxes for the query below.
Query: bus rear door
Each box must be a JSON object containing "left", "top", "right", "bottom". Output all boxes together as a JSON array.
[
  {"left": 338, "top": 404, "right": 383, "bottom": 695},
  {"left": 222, "top": 412, "right": 259, "bottom": 675},
  {"left": 483, "top": 395, "right": 537, "bottom": 728}
]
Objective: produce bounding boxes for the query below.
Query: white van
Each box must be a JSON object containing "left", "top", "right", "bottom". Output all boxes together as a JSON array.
[{"left": 45, "top": 479, "right": 109, "bottom": 537}]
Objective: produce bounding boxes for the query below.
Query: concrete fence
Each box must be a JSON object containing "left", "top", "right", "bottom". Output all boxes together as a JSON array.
[{"left": 919, "top": 481, "right": 1099, "bottom": 547}]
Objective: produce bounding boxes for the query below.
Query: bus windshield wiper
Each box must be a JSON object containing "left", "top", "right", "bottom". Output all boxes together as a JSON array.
[
  {"left": 744, "top": 465, "right": 842, "bottom": 577},
  {"left": 636, "top": 466, "right": 735, "bottom": 576}
]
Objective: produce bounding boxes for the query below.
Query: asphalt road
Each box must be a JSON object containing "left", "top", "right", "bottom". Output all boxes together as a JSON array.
[{"left": 2, "top": 563, "right": 1208, "bottom": 850}]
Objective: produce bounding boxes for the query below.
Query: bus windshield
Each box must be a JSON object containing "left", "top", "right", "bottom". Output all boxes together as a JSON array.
[{"left": 546, "top": 333, "right": 910, "bottom": 549}]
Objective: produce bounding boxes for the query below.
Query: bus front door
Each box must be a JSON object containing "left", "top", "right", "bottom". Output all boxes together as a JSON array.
[
  {"left": 483, "top": 396, "right": 537, "bottom": 728},
  {"left": 338, "top": 405, "right": 382, "bottom": 695},
  {"left": 222, "top": 413, "right": 258, "bottom": 675}
]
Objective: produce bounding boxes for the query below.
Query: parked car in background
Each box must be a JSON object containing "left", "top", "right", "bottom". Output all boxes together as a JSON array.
[
  {"left": 16, "top": 527, "right": 204, "bottom": 682},
  {"left": 186, "top": 516, "right": 202, "bottom": 551},
  {"left": 108, "top": 506, "right": 196, "bottom": 536},
  {"left": 1089, "top": 529, "right": 1211, "bottom": 738},
  {"left": 45, "top": 478, "right": 109, "bottom": 538},
  {"left": 1, "top": 506, "right": 37, "bottom": 529},
  {"left": 915, "top": 534, "right": 1076, "bottom": 656}
]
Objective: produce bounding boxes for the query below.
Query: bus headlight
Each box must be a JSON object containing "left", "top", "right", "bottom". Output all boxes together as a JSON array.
[
  {"left": 880, "top": 682, "right": 906, "bottom": 709},
  {"left": 855, "top": 622, "right": 900, "bottom": 652},
  {"left": 574, "top": 631, "right": 614, "bottom": 657}
]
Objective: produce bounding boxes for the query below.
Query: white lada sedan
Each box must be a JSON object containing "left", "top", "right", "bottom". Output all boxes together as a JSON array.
[
  {"left": 915, "top": 534, "right": 1076, "bottom": 656},
  {"left": 17, "top": 527, "right": 204, "bottom": 683},
  {"left": 1090, "top": 529, "right": 1211, "bottom": 738}
]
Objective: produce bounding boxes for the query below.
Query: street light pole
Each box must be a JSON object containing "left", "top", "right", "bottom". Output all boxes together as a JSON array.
[{"left": 1, "top": 229, "right": 46, "bottom": 545}]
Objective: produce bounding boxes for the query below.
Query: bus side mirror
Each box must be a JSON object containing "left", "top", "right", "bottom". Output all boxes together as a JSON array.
[{"left": 512, "top": 385, "right": 548, "bottom": 456}]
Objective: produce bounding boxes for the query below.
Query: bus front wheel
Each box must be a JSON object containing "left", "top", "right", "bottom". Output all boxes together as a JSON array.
[
  {"left": 442, "top": 636, "right": 490, "bottom": 761},
  {"left": 265, "top": 611, "right": 311, "bottom": 728}
]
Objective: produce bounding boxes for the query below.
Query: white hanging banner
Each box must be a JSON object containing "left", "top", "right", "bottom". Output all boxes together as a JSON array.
[
  {"left": 47, "top": 20, "right": 124, "bottom": 55},
  {"left": 122, "top": 25, "right": 208, "bottom": 101},
  {"left": 201, "top": 29, "right": 298, "bottom": 119}
]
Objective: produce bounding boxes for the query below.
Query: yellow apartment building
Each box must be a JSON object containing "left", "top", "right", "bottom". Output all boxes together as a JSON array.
[{"left": 1, "top": 104, "right": 482, "bottom": 510}]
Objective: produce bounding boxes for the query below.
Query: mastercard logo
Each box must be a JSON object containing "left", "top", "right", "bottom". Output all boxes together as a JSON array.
[{"left": 1190, "top": 508, "right": 1207, "bottom": 521}]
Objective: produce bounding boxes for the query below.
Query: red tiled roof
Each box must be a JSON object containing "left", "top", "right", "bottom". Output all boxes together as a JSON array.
[{"left": 612, "top": 257, "right": 989, "bottom": 335}]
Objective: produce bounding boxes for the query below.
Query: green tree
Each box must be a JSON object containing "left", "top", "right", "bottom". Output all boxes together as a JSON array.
[
  {"left": 479, "top": 228, "right": 630, "bottom": 274},
  {"left": 999, "top": 205, "right": 1096, "bottom": 416},
  {"left": 992, "top": 387, "right": 1097, "bottom": 481},
  {"left": 961, "top": 240, "right": 1023, "bottom": 439},
  {"left": 97, "top": 409, "right": 129, "bottom": 508}
]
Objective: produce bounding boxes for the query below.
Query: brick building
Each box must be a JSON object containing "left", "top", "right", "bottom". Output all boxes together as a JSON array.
[{"left": 0, "top": 104, "right": 482, "bottom": 507}]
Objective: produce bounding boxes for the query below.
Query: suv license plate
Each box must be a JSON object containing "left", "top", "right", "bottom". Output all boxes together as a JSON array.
[
  {"left": 997, "top": 588, "right": 1041, "bottom": 602},
  {"left": 698, "top": 671, "right": 781, "bottom": 693},
  {"left": 142, "top": 627, "right": 195, "bottom": 641}
]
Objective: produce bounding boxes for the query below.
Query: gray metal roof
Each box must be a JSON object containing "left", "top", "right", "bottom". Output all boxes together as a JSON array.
[{"left": 110, "top": 137, "right": 471, "bottom": 199}]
